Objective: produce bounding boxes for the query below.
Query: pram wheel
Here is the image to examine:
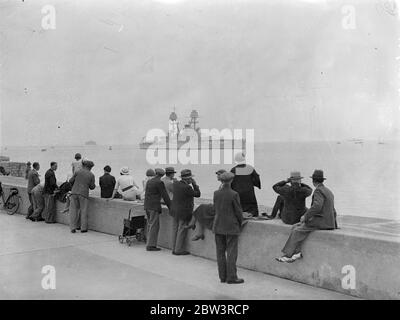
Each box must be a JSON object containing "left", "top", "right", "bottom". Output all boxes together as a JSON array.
[
  {"left": 126, "top": 238, "right": 133, "bottom": 246},
  {"left": 136, "top": 229, "right": 144, "bottom": 242},
  {"left": 118, "top": 235, "right": 124, "bottom": 243}
]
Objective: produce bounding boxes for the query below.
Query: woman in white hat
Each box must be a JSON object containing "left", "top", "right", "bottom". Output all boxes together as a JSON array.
[
  {"left": 110, "top": 167, "right": 141, "bottom": 201},
  {"left": 230, "top": 152, "right": 261, "bottom": 217}
]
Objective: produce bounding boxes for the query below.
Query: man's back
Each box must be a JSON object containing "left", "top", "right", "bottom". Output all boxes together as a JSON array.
[
  {"left": 72, "top": 160, "right": 82, "bottom": 175},
  {"left": 273, "top": 181, "right": 312, "bottom": 224},
  {"left": 212, "top": 187, "right": 243, "bottom": 235},
  {"left": 70, "top": 169, "right": 95, "bottom": 197},
  {"left": 99, "top": 173, "right": 116, "bottom": 198},
  {"left": 171, "top": 180, "right": 200, "bottom": 221},
  {"left": 27, "top": 170, "right": 40, "bottom": 193},
  {"left": 304, "top": 184, "right": 337, "bottom": 229},
  {"left": 144, "top": 176, "right": 170, "bottom": 212}
]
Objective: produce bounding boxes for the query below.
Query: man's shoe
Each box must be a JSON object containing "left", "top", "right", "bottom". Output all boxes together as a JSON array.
[
  {"left": 71, "top": 229, "right": 76, "bottom": 233},
  {"left": 291, "top": 252, "right": 303, "bottom": 261},
  {"left": 81, "top": 230, "right": 88, "bottom": 233},
  {"left": 276, "top": 256, "right": 294, "bottom": 263},
  {"left": 220, "top": 279, "right": 226, "bottom": 283},
  {"left": 146, "top": 247, "right": 161, "bottom": 251},
  {"left": 36, "top": 217, "right": 45, "bottom": 222},
  {"left": 174, "top": 251, "right": 190, "bottom": 256},
  {"left": 227, "top": 278, "right": 244, "bottom": 284}
]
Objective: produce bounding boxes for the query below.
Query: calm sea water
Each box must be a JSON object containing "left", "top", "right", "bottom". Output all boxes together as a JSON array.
[{"left": 1, "top": 141, "right": 399, "bottom": 220}]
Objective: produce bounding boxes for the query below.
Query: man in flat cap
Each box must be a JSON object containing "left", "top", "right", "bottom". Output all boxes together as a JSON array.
[
  {"left": 277, "top": 170, "right": 338, "bottom": 263},
  {"left": 269, "top": 171, "right": 313, "bottom": 225},
  {"left": 144, "top": 168, "right": 171, "bottom": 251},
  {"left": 212, "top": 171, "right": 244, "bottom": 284},
  {"left": 170, "top": 169, "right": 201, "bottom": 255}
]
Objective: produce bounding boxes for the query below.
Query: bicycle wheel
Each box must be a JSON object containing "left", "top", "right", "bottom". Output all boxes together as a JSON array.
[{"left": 4, "top": 194, "right": 20, "bottom": 215}]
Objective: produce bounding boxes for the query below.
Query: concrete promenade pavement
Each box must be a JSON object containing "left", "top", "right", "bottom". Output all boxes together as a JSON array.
[{"left": 0, "top": 213, "right": 357, "bottom": 300}]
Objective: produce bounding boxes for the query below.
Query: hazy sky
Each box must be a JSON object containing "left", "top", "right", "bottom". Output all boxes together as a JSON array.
[{"left": 0, "top": 0, "right": 399, "bottom": 146}]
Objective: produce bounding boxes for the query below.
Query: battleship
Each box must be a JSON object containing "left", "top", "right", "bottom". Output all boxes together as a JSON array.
[{"left": 139, "top": 110, "right": 246, "bottom": 150}]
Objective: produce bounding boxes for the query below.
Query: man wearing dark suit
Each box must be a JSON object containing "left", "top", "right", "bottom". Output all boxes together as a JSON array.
[
  {"left": 277, "top": 170, "right": 338, "bottom": 263},
  {"left": 144, "top": 168, "right": 171, "bottom": 251},
  {"left": 99, "top": 165, "right": 116, "bottom": 198},
  {"left": 26, "top": 162, "right": 41, "bottom": 220},
  {"left": 42, "top": 162, "right": 58, "bottom": 224},
  {"left": 269, "top": 171, "right": 313, "bottom": 225},
  {"left": 170, "top": 169, "right": 201, "bottom": 255},
  {"left": 213, "top": 172, "right": 244, "bottom": 284}
]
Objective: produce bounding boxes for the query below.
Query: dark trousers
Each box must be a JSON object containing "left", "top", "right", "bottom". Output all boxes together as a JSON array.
[
  {"left": 43, "top": 194, "right": 56, "bottom": 223},
  {"left": 270, "top": 195, "right": 284, "bottom": 218},
  {"left": 27, "top": 193, "right": 34, "bottom": 218},
  {"left": 215, "top": 234, "right": 239, "bottom": 282},
  {"left": 282, "top": 222, "right": 316, "bottom": 257},
  {"left": 171, "top": 216, "right": 188, "bottom": 253},
  {"left": 145, "top": 209, "right": 160, "bottom": 248}
]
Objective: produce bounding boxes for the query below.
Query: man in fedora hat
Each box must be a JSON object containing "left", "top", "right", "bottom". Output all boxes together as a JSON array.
[
  {"left": 268, "top": 171, "right": 313, "bottom": 225},
  {"left": 161, "top": 167, "right": 177, "bottom": 200},
  {"left": 277, "top": 170, "right": 338, "bottom": 263},
  {"left": 144, "top": 168, "right": 171, "bottom": 251},
  {"left": 170, "top": 169, "right": 201, "bottom": 255},
  {"left": 213, "top": 171, "right": 244, "bottom": 284}
]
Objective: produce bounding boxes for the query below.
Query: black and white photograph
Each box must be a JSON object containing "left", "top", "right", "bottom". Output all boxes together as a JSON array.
[{"left": 0, "top": 0, "right": 399, "bottom": 307}]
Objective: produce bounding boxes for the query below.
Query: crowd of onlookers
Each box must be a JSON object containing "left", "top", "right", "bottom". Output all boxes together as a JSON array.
[{"left": 15, "top": 151, "right": 338, "bottom": 284}]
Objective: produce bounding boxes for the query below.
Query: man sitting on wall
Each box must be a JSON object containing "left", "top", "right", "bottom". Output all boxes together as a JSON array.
[
  {"left": 276, "top": 170, "right": 338, "bottom": 263},
  {"left": 267, "top": 171, "right": 313, "bottom": 225}
]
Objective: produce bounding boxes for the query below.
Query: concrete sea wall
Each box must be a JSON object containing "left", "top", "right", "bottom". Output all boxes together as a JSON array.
[
  {"left": 1, "top": 176, "right": 399, "bottom": 300},
  {"left": 0, "top": 161, "right": 27, "bottom": 178}
]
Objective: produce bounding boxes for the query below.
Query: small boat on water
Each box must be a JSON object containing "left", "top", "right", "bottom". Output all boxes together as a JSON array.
[
  {"left": 109, "top": 146, "right": 112, "bottom": 150},
  {"left": 41, "top": 148, "right": 47, "bottom": 152}
]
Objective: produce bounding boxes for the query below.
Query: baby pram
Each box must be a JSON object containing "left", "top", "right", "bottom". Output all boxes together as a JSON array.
[{"left": 118, "top": 208, "right": 146, "bottom": 246}]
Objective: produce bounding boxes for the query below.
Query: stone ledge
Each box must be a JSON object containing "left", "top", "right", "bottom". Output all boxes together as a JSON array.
[{"left": 1, "top": 176, "right": 399, "bottom": 300}]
